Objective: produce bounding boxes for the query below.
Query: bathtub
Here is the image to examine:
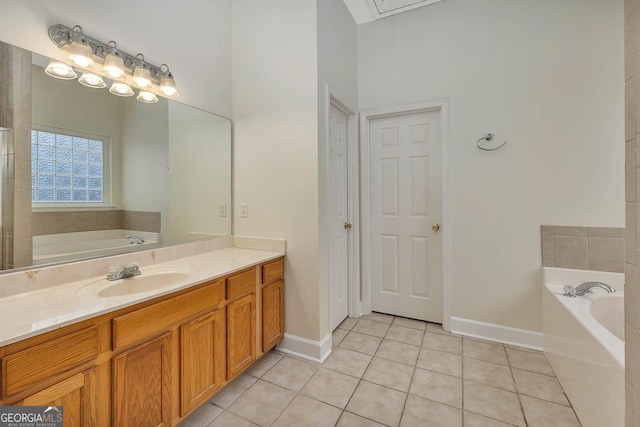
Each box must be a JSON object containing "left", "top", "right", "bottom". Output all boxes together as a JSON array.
[
  {"left": 33, "top": 229, "right": 160, "bottom": 265},
  {"left": 542, "top": 267, "right": 625, "bottom": 427}
]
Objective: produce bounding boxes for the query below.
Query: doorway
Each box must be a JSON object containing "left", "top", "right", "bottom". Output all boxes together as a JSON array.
[
  {"left": 327, "top": 95, "right": 359, "bottom": 332},
  {"left": 360, "top": 100, "right": 450, "bottom": 328}
]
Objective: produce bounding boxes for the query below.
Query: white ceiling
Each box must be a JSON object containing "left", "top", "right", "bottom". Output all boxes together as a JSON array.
[{"left": 342, "top": 0, "right": 444, "bottom": 24}]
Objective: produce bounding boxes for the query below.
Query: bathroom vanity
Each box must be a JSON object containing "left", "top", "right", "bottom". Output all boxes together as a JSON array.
[{"left": 0, "top": 252, "right": 284, "bottom": 427}]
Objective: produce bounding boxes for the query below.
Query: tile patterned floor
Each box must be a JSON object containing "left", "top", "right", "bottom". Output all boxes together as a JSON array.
[{"left": 179, "top": 313, "right": 582, "bottom": 427}]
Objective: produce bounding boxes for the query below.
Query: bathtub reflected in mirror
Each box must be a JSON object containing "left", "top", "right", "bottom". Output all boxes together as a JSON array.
[{"left": 0, "top": 41, "right": 232, "bottom": 272}]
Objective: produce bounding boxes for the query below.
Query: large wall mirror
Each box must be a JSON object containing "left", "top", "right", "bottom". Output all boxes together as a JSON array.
[{"left": 0, "top": 41, "right": 232, "bottom": 272}]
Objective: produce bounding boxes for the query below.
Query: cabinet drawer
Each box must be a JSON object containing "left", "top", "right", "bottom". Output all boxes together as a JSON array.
[
  {"left": 227, "top": 268, "right": 256, "bottom": 300},
  {"left": 1, "top": 326, "right": 98, "bottom": 398},
  {"left": 113, "top": 280, "right": 224, "bottom": 350},
  {"left": 262, "top": 258, "right": 284, "bottom": 286}
]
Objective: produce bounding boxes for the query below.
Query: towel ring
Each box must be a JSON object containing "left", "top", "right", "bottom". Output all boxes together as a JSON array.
[{"left": 477, "top": 133, "right": 507, "bottom": 151}]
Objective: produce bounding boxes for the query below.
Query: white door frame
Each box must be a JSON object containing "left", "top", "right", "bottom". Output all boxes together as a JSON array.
[
  {"left": 324, "top": 86, "right": 362, "bottom": 328},
  {"left": 360, "top": 99, "right": 451, "bottom": 331}
]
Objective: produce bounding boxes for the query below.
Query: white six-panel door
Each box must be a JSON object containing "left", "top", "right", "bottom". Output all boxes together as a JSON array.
[
  {"left": 369, "top": 111, "right": 442, "bottom": 322},
  {"left": 329, "top": 104, "right": 350, "bottom": 331}
]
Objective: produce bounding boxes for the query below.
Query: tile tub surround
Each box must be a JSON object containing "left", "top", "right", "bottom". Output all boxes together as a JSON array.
[
  {"left": 626, "top": 1, "right": 640, "bottom": 424},
  {"left": 32, "top": 209, "right": 161, "bottom": 235},
  {"left": 541, "top": 225, "right": 624, "bottom": 272},
  {"left": 0, "top": 236, "right": 286, "bottom": 345},
  {"left": 179, "top": 314, "right": 581, "bottom": 427},
  {"left": 0, "top": 42, "right": 33, "bottom": 269}
]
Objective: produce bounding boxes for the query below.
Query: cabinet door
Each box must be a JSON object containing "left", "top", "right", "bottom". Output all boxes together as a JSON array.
[
  {"left": 180, "top": 309, "right": 226, "bottom": 416},
  {"left": 227, "top": 294, "right": 256, "bottom": 379},
  {"left": 19, "top": 368, "right": 97, "bottom": 427},
  {"left": 262, "top": 280, "right": 284, "bottom": 352},
  {"left": 112, "top": 333, "right": 171, "bottom": 427}
]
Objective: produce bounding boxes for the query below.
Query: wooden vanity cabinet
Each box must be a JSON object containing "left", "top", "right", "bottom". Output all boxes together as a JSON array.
[
  {"left": 261, "top": 259, "right": 285, "bottom": 352},
  {"left": 226, "top": 268, "right": 257, "bottom": 379},
  {"left": 113, "top": 334, "right": 172, "bottom": 427},
  {"left": 19, "top": 368, "right": 98, "bottom": 427},
  {"left": 180, "top": 308, "right": 226, "bottom": 416},
  {"left": 0, "top": 257, "right": 285, "bottom": 427}
]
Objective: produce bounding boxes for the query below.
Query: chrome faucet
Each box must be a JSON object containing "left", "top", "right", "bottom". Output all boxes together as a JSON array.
[
  {"left": 107, "top": 264, "right": 141, "bottom": 281},
  {"left": 562, "top": 281, "right": 616, "bottom": 298},
  {"left": 126, "top": 234, "right": 145, "bottom": 244}
]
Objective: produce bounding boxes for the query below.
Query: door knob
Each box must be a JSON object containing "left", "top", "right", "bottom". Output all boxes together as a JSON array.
[
  {"left": 344, "top": 223, "right": 352, "bottom": 229},
  {"left": 432, "top": 223, "right": 440, "bottom": 232}
]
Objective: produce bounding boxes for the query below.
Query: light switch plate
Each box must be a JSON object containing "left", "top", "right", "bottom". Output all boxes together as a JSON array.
[
  {"left": 219, "top": 203, "right": 227, "bottom": 217},
  {"left": 240, "top": 203, "right": 248, "bottom": 218}
]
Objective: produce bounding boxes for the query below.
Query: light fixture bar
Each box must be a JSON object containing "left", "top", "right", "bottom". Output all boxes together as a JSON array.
[{"left": 48, "top": 24, "right": 166, "bottom": 82}]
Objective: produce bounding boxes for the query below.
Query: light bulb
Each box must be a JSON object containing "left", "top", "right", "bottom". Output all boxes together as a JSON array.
[
  {"left": 133, "top": 66, "right": 151, "bottom": 88},
  {"left": 136, "top": 90, "right": 159, "bottom": 104},
  {"left": 109, "top": 82, "right": 134, "bottom": 97},
  {"left": 68, "top": 40, "right": 93, "bottom": 68},
  {"left": 160, "top": 75, "right": 177, "bottom": 97},
  {"left": 67, "top": 26, "right": 94, "bottom": 68},
  {"left": 44, "top": 61, "right": 77, "bottom": 80},
  {"left": 78, "top": 72, "right": 106, "bottom": 88},
  {"left": 103, "top": 53, "right": 125, "bottom": 78}
]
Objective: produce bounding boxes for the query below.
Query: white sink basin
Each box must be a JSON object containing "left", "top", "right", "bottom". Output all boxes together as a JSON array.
[{"left": 96, "top": 268, "right": 194, "bottom": 297}]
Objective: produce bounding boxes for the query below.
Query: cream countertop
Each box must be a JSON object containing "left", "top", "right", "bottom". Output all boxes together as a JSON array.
[{"left": 0, "top": 247, "right": 284, "bottom": 347}]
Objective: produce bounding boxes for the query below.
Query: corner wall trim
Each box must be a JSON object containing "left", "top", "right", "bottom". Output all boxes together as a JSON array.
[
  {"left": 450, "top": 317, "right": 543, "bottom": 350},
  {"left": 276, "top": 333, "right": 332, "bottom": 363}
]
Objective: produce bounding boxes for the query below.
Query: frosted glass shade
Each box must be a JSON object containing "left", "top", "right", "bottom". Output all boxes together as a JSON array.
[
  {"left": 44, "top": 61, "right": 77, "bottom": 80},
  {"left": 78, "top": 72, "right": 106, "bottom": 88},
  {"left": 103, "top": 53, "right": 125, "bottom": 78},
  {"left": 160, "top": 75, "right": 177, "bottom": 97},
  {"left": 133, "top": 65, "right": 151, "bottom": 88},
  {"left": 68, "top": 41, "right": 93, "bottom": 67},
  {"left": 136, "top": 90, "right": 159, "bottom": 104},
  {"left": 109, "top": 82, "right": 134, "bottom": 97}
]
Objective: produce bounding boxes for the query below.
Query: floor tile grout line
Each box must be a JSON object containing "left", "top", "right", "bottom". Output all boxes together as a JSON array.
[
  {"left": 463, "top": 409, "right": 521, "bottom": 427},
  {"left": 507, "top": 355, "right": 530, "bottom": 427},
  {"left": 261, "top": 353, "right": 329, "bottom": 427},
  {"left": 509, "top": 368, "right": 572, "bottom": 407},
  {"left": 399, "top": 353, "right": 419, "bottom": 425},
  {"left": 215, "top": 330, "right": 580, "bottom": 427},
  {"left": 342, "top": 314, "right": 404, "bottom": 426}
]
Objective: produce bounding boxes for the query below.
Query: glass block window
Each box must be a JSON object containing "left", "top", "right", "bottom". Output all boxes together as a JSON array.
[{"left": 31, "top": 129, "right": 105, "bottom": 203}]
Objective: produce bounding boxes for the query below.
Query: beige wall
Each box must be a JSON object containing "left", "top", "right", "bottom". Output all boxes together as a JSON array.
[
  {"left": 625, "top": 0, "right": 640, "bottom": 424},
  {"left": 0, "top": 0, "right": 232, "bottom": 118},
  {"left": 167, "top": 102, "right": 232, "bottom": 244},
  {"left": 121, "top": 99, "right": 169, "bottom": 238},
  {"left": 232, "top": 0, "right": 320, "bottom": 340},
  {"left": 358, "top": 0, "right": 625, "bottom": 332},
  {"left": 32, "top": 63, "right": 124, "bottom": 207}
]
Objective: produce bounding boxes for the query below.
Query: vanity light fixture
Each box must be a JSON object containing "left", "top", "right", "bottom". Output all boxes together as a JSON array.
[
  {"left": 109, "top": 82, "right": 134, "bottom": 97},
  {"left": 48, "top": 24, "right": 180, "bottom": 101},
  {"left": 44, "top": 60, "right": 77, "bottom": 80},
  {"left": 103, "top": 41, "right": 125, "bottom": 79},
  {"left": 67, "top": 26, "right": 94, "bottom": 68},
  {"left": 132, "top": 54, "right": 152, "bottom": 88},
  {"left": 78, "top": 72, "right": 106, "bottom": 88},
  {"left": 159, "top": 64, "right": 178, "bottom": 97},
  {"left": 137, "top": 90, "right": 159, "bottom": 104}
]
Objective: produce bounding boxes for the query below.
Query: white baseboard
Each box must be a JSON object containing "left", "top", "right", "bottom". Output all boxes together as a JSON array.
[
  {"left": 450, "top": 317, "right": 543, "bottom": 350},
  {"left": 276, "top": 333, "right": 332, "bottom": 363}
]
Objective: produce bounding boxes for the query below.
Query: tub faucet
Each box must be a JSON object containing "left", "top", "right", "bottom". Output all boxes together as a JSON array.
[
  {"left": 562, "top": 281, "right": 616, "bottom": 298},
  {"left": 107, "top": 263, "right": 141, "bottom": 281},
  {"left": 126, "top": 234, "right": 145, "bottom": 244}
]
